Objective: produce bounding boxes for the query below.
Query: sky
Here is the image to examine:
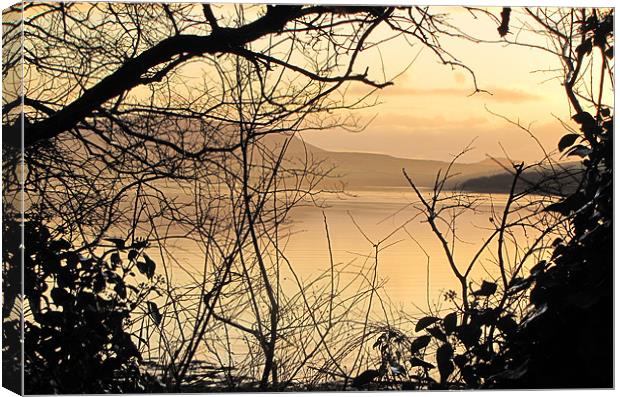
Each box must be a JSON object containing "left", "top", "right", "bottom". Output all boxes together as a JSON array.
[
  {"left": 13, "top": 3, "right": 609, "bottom": 165},
  {"left": 300, "top": 7, "right": 582, "bottom": 163}
]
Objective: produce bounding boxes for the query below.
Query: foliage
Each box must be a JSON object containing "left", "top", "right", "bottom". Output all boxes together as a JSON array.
[
  {"left": 2, "top": 211, "right": 163, "bottom": 393},
  {"left": 486, "top": 8, "right": 613, "bottom": 388},
  {"left": 491, "top": 107, "right": 613, "bottom": 387},
  {"left": 368, "top": 7, "right": 614, "bottom": 390}
]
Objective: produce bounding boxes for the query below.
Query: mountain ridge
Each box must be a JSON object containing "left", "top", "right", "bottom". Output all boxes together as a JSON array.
[{"left": 258, "top": 133, "right": 518, "bottom": 189}]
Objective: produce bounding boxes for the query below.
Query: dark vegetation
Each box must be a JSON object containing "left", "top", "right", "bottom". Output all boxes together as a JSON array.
[
  {"left": 351, "top": 7, "right": 614, "bottom": 390},
  {"left": 460, "top": 162, "right": 582, "bottom": 195},
  {"left": 4, "top": 212, "right": 163, "bottom": 393},
  {"left": 2, "top": 4, "right": 613, "bottom": 393}
]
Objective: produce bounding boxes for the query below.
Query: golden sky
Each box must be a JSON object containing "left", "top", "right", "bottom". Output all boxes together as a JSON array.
[
  {"left": 301, "top": 7, "right": 585, "bottom": 163},
  {"left": 15, "top": 3, "right": 611, "bottom": 164}
]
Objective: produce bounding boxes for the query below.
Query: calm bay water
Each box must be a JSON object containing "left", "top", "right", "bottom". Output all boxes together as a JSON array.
[
  {"left": 282, "top": 188, "right": 514, "bottom": 314},
  {"left": 163, "top": 187, "right": 533, "bottom": 316},
  {"left": 137, "top": 187, "right": 551, "bottom": 375}
]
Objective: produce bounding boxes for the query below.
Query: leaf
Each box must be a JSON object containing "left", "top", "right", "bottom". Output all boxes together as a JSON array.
[
  {"left": 476, "top": 308, "right": 499, "bottom": 326},
  {"left": 114, "top": 282, "right": 127, "bottom": 300},
  {"left": 105, "top": 238, "right": 125, "bottom": 249},
  {"left": 497, "top": 7, "right": 511, "bottom": 37},
  {"left": 50, "top": 287, "right": 74, "bottom": 307},
  {"left": 147, "top": 301, "right": 162, "bottom": 326},
  {"left": 544, "top": 192, "right": 586, "bottom": 216},
  {"left": 415, "top": 316, "right": 440, "bottom": 332},
  {"left": 137, "top": 255, "right": 156, "bottom": 279},
  {"left": 600, "top": 107, "right": 611, "bottom": 117},
  {"left": 565, "top": 144, "right": 591, "bottom": 158},
  {"left": 110, "top": 252, "right": 121, "bottom": 267},
  {"left": 127, "top": 249, "right": 139, "bottom": 261},
  {"left": 93, "top": 272, "right": 106, "bottom": 293},
  {"left": 143, "top": 254, "right": 156, "bottom": 279},
  {"left": 521, "top": 303, "right": 548, "bottom": 329},
  {"left": 457, "top": 323, "right": 482, "bottom": 348},
  {"left": 557, "top": 133, "right": 580, "bottom": 152},
  {"left": 351, "top": 369, "right": 380, "bottom": 388},
  {"left": 572, "top": 111, "right": 596, "bottom": 126},
  {"left": 443, "top": 312, "right": 458, "bottom": 335},
  {"left": 507, "top": 277, "right": 532, "bottom": 295},
  {"left": 409, "top": 357, "right": 435, "bottom": 370},
  {"left": 410, "top": 335, "right": 432, "bottom": 354},
  {"left": 436, "top": 343, "right": 454, "bottom": 383},
  {"left": 136, "top": 261, "right": 149, "bottom": 277},
  {"left": 453, "top": 354, "right": 468, "bottom": 368},
  {"left": 529, "top": 260, "right": 547, "bottom": 276},
  {"left": 575, "top": 39, "right": 593, "bottom": 56},
  {"left": 497, "top": 316, "right": 518, "bottom": 335},
  {"left": 49, "top": 239, "right": 72, "bottom": 252},
  {"left": 472, "top": 281, "right": 497, "bottom": 297},
  {"left": 428, "top": 326, "right": 447, "bottom": 342}
]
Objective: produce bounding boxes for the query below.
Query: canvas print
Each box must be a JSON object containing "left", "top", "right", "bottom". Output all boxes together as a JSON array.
[{"left": 1, "top": 1, "right": 614, "bottom": 394}]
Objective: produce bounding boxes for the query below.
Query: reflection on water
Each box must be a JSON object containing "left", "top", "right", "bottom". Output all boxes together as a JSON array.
[
  {"left": 283, "top": 188, "right": 511, "bottom": 315},
  {"left": 167, "top": 187, "right": 543, "bottom": 316}
]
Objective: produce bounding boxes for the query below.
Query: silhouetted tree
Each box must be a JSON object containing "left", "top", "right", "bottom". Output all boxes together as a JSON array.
[{"left": 2, "top": 3, "right": 480, "bottom": 392}]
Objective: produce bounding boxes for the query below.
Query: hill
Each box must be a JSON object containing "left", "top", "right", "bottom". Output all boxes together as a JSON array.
[{"left": 258, "top": 133, "right": 514, "bottom": 190}]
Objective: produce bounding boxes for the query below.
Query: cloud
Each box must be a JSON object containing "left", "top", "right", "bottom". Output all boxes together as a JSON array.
[
  {"left": 373, "top": 114, "right": 489, "bottom": 130},
  {"left": 349, "top": 84, "right": 542, "bottom": 103}
]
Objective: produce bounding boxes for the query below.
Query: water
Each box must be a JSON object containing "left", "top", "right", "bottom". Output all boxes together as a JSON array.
[
  {"left": 132, "top": 186, "right": 555, "bottom": 382},
  {"left": 283, "top": 188, "right": 518, "bottom": 315},
  {"left": 162, "top": 187, "right": 544, "bottom": 316}
]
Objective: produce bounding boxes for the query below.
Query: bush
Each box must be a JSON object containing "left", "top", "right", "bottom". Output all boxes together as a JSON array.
[{"left": 3, "top": 211, "right": 163, "bottom": 393}]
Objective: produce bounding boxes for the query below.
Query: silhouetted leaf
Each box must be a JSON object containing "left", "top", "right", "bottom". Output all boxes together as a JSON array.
[
  {"left": 497, "top": 7, "right": 511, "bottom": 37},
  {"left": 351, "top": 369, "right": 380, "bottom": 388},
  {"left": 558, "top": 133, "right": 580, "bottom": 152},
  {"left": 128, "top": 249, "right": 138, "bottom": 261},
  {"left": 410, "top": 335, "right": 431, "bottom": 354},
  {"left": 453, "top": 354, "right": 468, "bottom": 368},
  {"left": 476, "top": 308, "right": 499, "bottom": 325},
  {"left": 93, "top": 272, "right": 106, "bottom": 293},
  {"left": 436, "top": 343, "right": 454, "bottom": 383},
  {"left": 410, "top": 357, "right": 435, "bottom": 370},
  {"left": 443, "top": 312, "right": 458, "bottom": 334},
  {"left": 110, "top": 252, "right": 121, "bottom": 267},
  {"left": 521, "top": 303, "right": 548, "bottom": 329},
  {"left": 137, "top": 255, "right": 156, "bottom": 279},
  {"left": 105, "top": 238, "right": 125, "bottom": 249},
  {"left": 428, "top": 326, "right": 447, "bottom": 342},
  {"left": 565, "top": 144, "right": 591, "bottom": 158},
  {"left": 457, "top": 323, "right": 482, "bottom": 348},
  {"left": 472, "top": 281, "right": 497, "bottom": 296},
  {"left": 416, "top": 316, "right": 440, "bottom": 332},
  {"left": 461, "top": 365, "right": 478, "bottom": 386},
  {"left": 576, "top": 39, "right": 593, "bottom": 56},
  {"left": 572, "top": 111, "right": 596, "bottom": 126},
  {"left": 143, "top": 254, "right": 156, "bottom": 279},
  {"left": 529, "top": 260, "right": 547, "bottom": 276},
  {"left": 507, "top": 277, "right": 532, "bottom": 295},
  {"left": 147, "top": 301, "right": 162, "bottom": 326},
  {"left": 497, "top": 316, "right": 518, "bottom": 335},
  {"left": 51, "top": 287, "right": 74, "bottom": 308},
  {"left": 600, "top": 107, "right": 611, "bottom": 117},
  {"left": 114, "top": 282, "right": 127, "bottom": 300},
  {"left": 548, "top": 192, "right": 591, "bottom": 218},
  {"left": 49, "top": 239, "right": 71, "bottom": 252}
]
